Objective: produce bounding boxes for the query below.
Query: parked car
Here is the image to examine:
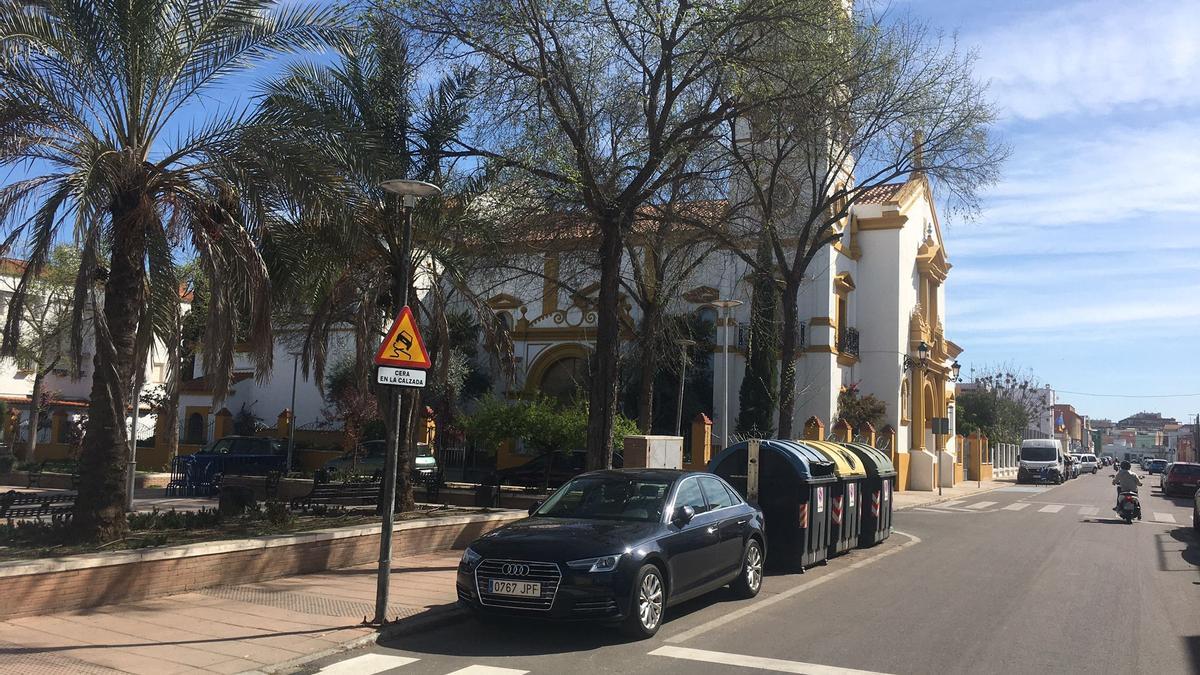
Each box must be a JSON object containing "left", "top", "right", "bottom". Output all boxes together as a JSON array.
[
  {"left": 169, "top": 436, "right": 286, "bottom": 494},
  {"left": 1147, "top": 459, "right": 1169, "bottom": 475},
  {"left": 1017, "top": 439, "right": 1067, "bottom": 484},
  {"left": 320, "top": 439, "right": 440, "bottom": 484},
  {"left": 1159, "top": 462, "right": 1200, "bottom": 497},
  {"left": 1076, "top": 454, "right": 1098, "bottom": 474},
  {"left": 457, "top": 469, "right": 766, "bottom": 638},
  {"left": 1193, "top": 486, "right": 1199, "bottom": 533},
  {"left": 495, "top": 450, "right": 624, "bottom": 489}
]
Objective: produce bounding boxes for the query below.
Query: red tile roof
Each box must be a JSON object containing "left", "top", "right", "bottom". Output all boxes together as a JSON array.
[{"left": 856, "top": 182, "right": 907, "bottom": 205}]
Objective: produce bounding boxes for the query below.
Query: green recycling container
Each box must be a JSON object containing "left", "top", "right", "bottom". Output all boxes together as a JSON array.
[
  {"left": 802, "top": 441, "right": 867, "bottom": 558},
  {"left": 709, "top": 440, "right": 836, "bottom": 571},
  {"left": 840, "top": 442, "right": 898, "bottom": 547}
]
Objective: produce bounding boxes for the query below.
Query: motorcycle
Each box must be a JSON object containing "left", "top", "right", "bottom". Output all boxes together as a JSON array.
[{"left": 1117, "top": 492, "right": 1141, "bottom": 523}]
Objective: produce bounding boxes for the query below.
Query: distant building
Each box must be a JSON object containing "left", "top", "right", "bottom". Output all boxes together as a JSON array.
[{"left": 1116, "top": 411, "right": 1178, "bottom": 433}]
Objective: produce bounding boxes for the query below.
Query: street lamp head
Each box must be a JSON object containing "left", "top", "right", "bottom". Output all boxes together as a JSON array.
[
  {"left": 379, "top": 179, "right": 442, "bottom": 198},
  {"left": 951, "top": 360, "right": 962, "bottom": 381},
  {"left": 710, "top": 299, "right": 743, "bottom": 310},
  {"left": 917, "top": 341, "right": 930, "bottom": 360},
  {"left": 675, "top": 338, "right": 697, "bottom": 348}
]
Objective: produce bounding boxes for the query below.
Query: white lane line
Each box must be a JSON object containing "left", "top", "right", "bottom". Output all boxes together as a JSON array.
[
  {"left": 1038, "top": 504, "right": 1064, "bottom": 513},
  {"left": 315, "top": 654, "right": 419, "bottom": 675},
  {"left": 1078, "top": 506, "right": 1099, "bottom": 516},
  {"left": 1154, "top": 512, "right": 1177, "bottom": 524},
  {"left": 444, "top": 666, "right": 529, "bottom": 675},
  {"left": 965, "top": 501, "right": 997, "bottom": 510},
  {"left": 664, "top": 531, "right": 922, "bottom": 644},
  {"left": 650, "top": 646, "right": 893, "bottom": 675},
  {"left": 939, "top": 500, "right": 966, "bottom": 507},
  {"left": 1002, "top": 503, "right": 1029, "bottom": 511}
]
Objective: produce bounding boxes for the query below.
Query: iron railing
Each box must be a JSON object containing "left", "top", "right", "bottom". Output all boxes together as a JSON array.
[{"left": 838, "top": 327, "right": 860, "bottom": 358}]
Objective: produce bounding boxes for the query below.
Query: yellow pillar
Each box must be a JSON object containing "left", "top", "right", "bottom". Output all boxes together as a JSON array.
[
  {"left": 277, "top": 409, "right": 292, "bottom": 440},
  {"left": 214, "top": 408, "right": 233, "bottom": 439},
  {"left": 860, "top": 421, "right": 876, "bottom": 447},
  {"left": 833, "top": 419, "right": 853, "bottom": 443},
  {"left": 687, "top": 413, "right": 713, "bottom": 471},
  {"left": 804, "top": 416, "right": 825, "bottom": 441}
]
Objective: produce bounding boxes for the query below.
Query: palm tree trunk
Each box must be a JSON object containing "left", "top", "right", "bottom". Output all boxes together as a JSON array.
[
  {"left": 585, "top": 216, "right": 623, "bottom": 470},
  {"left": 25, "top": 370, "right": 44, "bottom": 463},
  {"left": 776, "top": 275, "right": 802, "bottom": 439},
  {"left": 73, "top": 188, "right": 148, "bottom": 541}
]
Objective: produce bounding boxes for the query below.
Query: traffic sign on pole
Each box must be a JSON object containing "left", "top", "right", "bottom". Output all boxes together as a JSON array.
[{"left": 374, "top": 306, "right": 431, "bottom": 370}]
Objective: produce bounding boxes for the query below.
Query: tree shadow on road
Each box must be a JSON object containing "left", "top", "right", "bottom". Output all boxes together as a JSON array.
[{"left": 1167, "top": 527, "right": 1199, "bottom": 568}]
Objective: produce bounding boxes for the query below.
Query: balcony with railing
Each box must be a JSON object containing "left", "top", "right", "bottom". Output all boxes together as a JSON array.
[{"left": 837, "top": 326, "right": 860, "bottom": 359}]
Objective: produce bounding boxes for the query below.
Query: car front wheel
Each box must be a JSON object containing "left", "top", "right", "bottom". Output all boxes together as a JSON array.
[
  {"left": 731, "top": 538, "right": 764, "bottom": 599},
  {"left": 623, "top": 564, "right": 666, "bottom": 639}
]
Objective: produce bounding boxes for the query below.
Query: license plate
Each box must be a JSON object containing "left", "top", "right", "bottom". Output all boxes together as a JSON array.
[{"left": 490, "top": 579, "right": 541, "bottom": 597}]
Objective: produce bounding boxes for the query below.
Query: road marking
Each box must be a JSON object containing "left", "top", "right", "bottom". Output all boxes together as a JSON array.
[
  {"left": 938, "top": 500, "right": 966, "bottom": 507},
  {"left": 444, "top": 667, "right": 529, "bottom": 675},
  {"left": 650, "top": 646, "right": 892, "bottom": 674},
  {"left": 1078, "top": 506, "right": 1099, "bottom": 516},
  {"left": 664, "top": 531, "right": 922, "bottom": 644},
  {"left": 1038, "top": 504, "right": 1064, "bottom": 513},
  {"left": 965, "top": 501, "right": 997, "bottom": 510},
  {"left": 1154, "top": 513, "right": 1177, "bottom": 524},
  {"left": 315, "top": 654, "right": 419, "bottom": 675},
  {"left": 1002, "top": 503, "right": 1029, "bottom": 511}
]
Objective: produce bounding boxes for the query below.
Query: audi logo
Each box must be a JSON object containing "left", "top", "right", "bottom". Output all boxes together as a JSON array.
[{"left": 501, "top": 563, "right": 531, "bottom": 576}]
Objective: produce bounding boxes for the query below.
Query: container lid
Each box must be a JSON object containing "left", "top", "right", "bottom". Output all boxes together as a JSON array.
[
  {"left": 840, "top": 442, "right": 897, "bottom": 476},
  {"left": 801, "top": 440, "right": 869, "bottom": 478},
  {"left": 709, "top": 439, "right": 837, "bottom": 482}
]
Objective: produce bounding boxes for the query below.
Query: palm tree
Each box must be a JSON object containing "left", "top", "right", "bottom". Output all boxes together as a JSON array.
[
  {"left": 260, "top": 13, "right": 506, "bottom": 511},
  {"left": 0, "top": 1, "right": 345, "bottom": 541}
]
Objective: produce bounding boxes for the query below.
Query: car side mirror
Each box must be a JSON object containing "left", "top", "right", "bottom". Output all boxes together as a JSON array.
[
  {"left": 527, "top": 500, "right": 542, "bottom": 516},
  {"left": 672, "top": 505, "right": 696, "bottom": 527}
]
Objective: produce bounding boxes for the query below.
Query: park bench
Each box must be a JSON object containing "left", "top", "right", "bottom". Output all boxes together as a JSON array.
[
  {"left": 0, "top": 489, "right": 75, "bottom": 520},
  {"left": 290, "top": 478, "right": 382, "bottom": 511},
  {"left": 25, "top": 462, "right": 46, "bottom": 488}
]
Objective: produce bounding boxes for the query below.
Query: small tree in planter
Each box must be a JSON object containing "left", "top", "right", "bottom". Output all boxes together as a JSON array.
[{"left": 837, "top": 383, "right": 888, "bottom": 436}]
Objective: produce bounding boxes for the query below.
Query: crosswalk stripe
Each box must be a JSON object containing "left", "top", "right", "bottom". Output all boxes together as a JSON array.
[
  {"left": 965, "top": 501, "right": 997, "bottom": 510},
  {"left": 1078, "top": 506, "right": 1099, "bottom": 516},
  {"left": 1038, "top": 504, "right": 1064, "bottom": 513},
  {"left": 649, "top": 646, "right": 891, "bottom": 674},
  {"left": 444, "top": 667, "right": 530, "bottom": 675},
  {"left": 939, "top": 500, "right": 966, "bottom": 507},
  {"left": 1153, "top": 513, "right": 1177, "bottom": 524},
  {"left": 316, "top": 655, "right": 419, "bottom": 675},
  {"left": 1002, "top": 503, "right": 1029, "bottom": 511}
]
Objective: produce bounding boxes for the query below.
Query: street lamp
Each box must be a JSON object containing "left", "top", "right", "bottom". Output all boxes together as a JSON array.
[
  {"left": 673, "top": 338, "right": 697, "bottom": 437},
  {"left": 711, "top": 299, "right": 743, "bottom": 451},
  {"left": 286, "top": 352, "right": 301, "bottom": 474},
  {"left": 950, "top": 360, "right": 962, "bottom": 382},
  {"left": 903, "top": 340, "right": 931, "bottom": 371},
  {"left": 374, "top": 178, "right": 441, "bottom": 626}
]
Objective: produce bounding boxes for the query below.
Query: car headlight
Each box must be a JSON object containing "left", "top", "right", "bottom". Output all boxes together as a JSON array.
[
  {"left": 566, "top": 554, "right": 624, "bottom": 573},
  {"left": 460, "top": 547, "right": 482, "bottom": 568}
]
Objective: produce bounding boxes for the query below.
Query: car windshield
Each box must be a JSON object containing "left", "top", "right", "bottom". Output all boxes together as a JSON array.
[
  {"left": 534, "top": 476, "right": 672, "bottom": 522},
  {"left": 1020, "top": 447, "right": 1056, "bottom": 462},
  {"left": 415, "top": 455, "right": 436, "bottom": 466}
]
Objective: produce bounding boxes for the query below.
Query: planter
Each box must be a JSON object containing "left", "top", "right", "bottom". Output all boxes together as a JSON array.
[{"left": 0, "top": 509, "right": 523, "bottom": 619}]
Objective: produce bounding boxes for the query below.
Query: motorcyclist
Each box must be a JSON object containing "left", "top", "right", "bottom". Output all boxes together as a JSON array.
[{"left": 1112, "top": 460, "right": 1142, "bottom": 515}]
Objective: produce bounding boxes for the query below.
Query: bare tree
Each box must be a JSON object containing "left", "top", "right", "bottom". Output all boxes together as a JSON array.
[
  {"left": 399, "top": 0, "right": 823, "bottom": 469},
  {"left": 721, "top": 14, "right": 1008, "bottom": 437}
]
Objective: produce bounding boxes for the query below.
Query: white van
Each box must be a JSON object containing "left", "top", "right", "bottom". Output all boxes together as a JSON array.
[{"left": 1017, "top": 439, "right": 1066, "bottom": 484}]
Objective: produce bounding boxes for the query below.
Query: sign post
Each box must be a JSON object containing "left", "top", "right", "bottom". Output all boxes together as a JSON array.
[
  {"left": 372, "top": 304, "right": 430, "bottom": 625},
  {"left": 931, "top": 417, "right": 950, "bottom": 496}
]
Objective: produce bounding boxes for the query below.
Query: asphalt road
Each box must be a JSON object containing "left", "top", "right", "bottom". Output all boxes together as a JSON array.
[{"left": 295, "top": 470, "right": 1200, "bottom": 675}]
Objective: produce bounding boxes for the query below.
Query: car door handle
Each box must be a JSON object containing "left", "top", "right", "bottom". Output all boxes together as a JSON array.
[
  {"left": 706, "top": 525, "right": 719, "bottom": 535},
  {"left": 737, "top": 519, "right": 749, "bottom": 525}
]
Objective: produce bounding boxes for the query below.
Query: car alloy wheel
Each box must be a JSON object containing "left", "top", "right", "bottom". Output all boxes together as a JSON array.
[
  {"left": 638, "top": 570, "right": 664, "bottom": 630},
  {"left": 732, "top": 539, "right": 764, "bottom": 599}
]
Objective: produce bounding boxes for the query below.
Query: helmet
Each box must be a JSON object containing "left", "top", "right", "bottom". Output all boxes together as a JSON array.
[{"left": 1120, "top": 460, "right": 1131, "bottom": 470}]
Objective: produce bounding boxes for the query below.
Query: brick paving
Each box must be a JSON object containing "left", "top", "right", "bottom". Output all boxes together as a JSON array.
[{"left": 0, "top": 550, "right": 464, "bottom": 675}]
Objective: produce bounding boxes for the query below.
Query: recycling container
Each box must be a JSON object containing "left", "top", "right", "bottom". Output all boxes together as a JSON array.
[
  {"left": 840, "top": 442, "right": 898, "bottom": 548},
  {"left": 802, "top": 441, "right": 867, "bottom": 557},
  {"left": 710, "top": 440, "right": 836, "bottom": 571}
]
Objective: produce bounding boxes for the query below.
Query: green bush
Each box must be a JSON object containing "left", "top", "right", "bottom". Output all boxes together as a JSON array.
[{"left": 461, "top": 395, "right": 635, "bottom": 456}]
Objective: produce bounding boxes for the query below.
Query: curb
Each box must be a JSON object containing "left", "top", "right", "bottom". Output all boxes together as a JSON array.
[
  {"left": 252, "top": 606, "right": 468, "bottom": 675},
  {"left": 893, "top": 482, "right": 1013, "bottom": 512}
]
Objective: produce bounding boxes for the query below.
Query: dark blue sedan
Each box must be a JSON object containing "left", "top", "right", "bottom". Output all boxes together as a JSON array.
[{"left": 456, "top": 468, "right": 766, "bottom": 639}]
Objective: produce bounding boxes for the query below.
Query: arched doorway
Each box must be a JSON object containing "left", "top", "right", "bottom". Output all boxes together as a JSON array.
[
  {"left": 185, "top": 412, "right": 206, "bottom": 445},
  {"left": 923, "top": 383, "right": 937, "bottom": 452},
  {"left": 526, "top": 344, "right": 592, "bottom": 405}
]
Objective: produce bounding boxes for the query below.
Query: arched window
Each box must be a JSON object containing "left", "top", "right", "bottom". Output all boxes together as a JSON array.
[
  {"left": 900, "top": 380, "right": 910, "bottom": 425},
  {"left": 538, "top": 356, "right": 590, "bottom": 405},
  {"left": 495, "top": 311, "right": 512, "bottom": 332}
]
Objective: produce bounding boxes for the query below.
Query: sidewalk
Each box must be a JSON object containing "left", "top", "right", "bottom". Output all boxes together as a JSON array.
[
  {"left": 0, "top": 550, "right": 464, "bottom": 675},
  {"left": 892, "top": 477, "right": 1015, "bottom": 511}
]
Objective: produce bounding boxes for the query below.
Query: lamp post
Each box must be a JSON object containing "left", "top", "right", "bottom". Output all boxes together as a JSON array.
[
  {"left": 674, "top": 338, "right": 696, "bottom": 437},
  {"left": 711, "top": 300, "right": 743, "bottom": 451},
  {"left": 286, "top": 352, "right": 300, "bottom": 474},
  {"left": 374, "top": 179, "right": 441, "bottom": 626}
]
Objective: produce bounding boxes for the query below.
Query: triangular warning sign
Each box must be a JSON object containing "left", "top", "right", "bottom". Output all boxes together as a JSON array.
[{"left": 374, "top": 306, "right": 431, "bottom": 369}]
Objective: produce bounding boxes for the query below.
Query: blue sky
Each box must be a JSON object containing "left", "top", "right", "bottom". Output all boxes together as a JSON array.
[{"left": 896, "top": 0, "right": 1200, "bottom": 423}]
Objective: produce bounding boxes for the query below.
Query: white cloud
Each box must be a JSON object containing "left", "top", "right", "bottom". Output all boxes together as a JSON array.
[{"left": 970, "top": 0, "right": 1200, "bottom": 120}]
